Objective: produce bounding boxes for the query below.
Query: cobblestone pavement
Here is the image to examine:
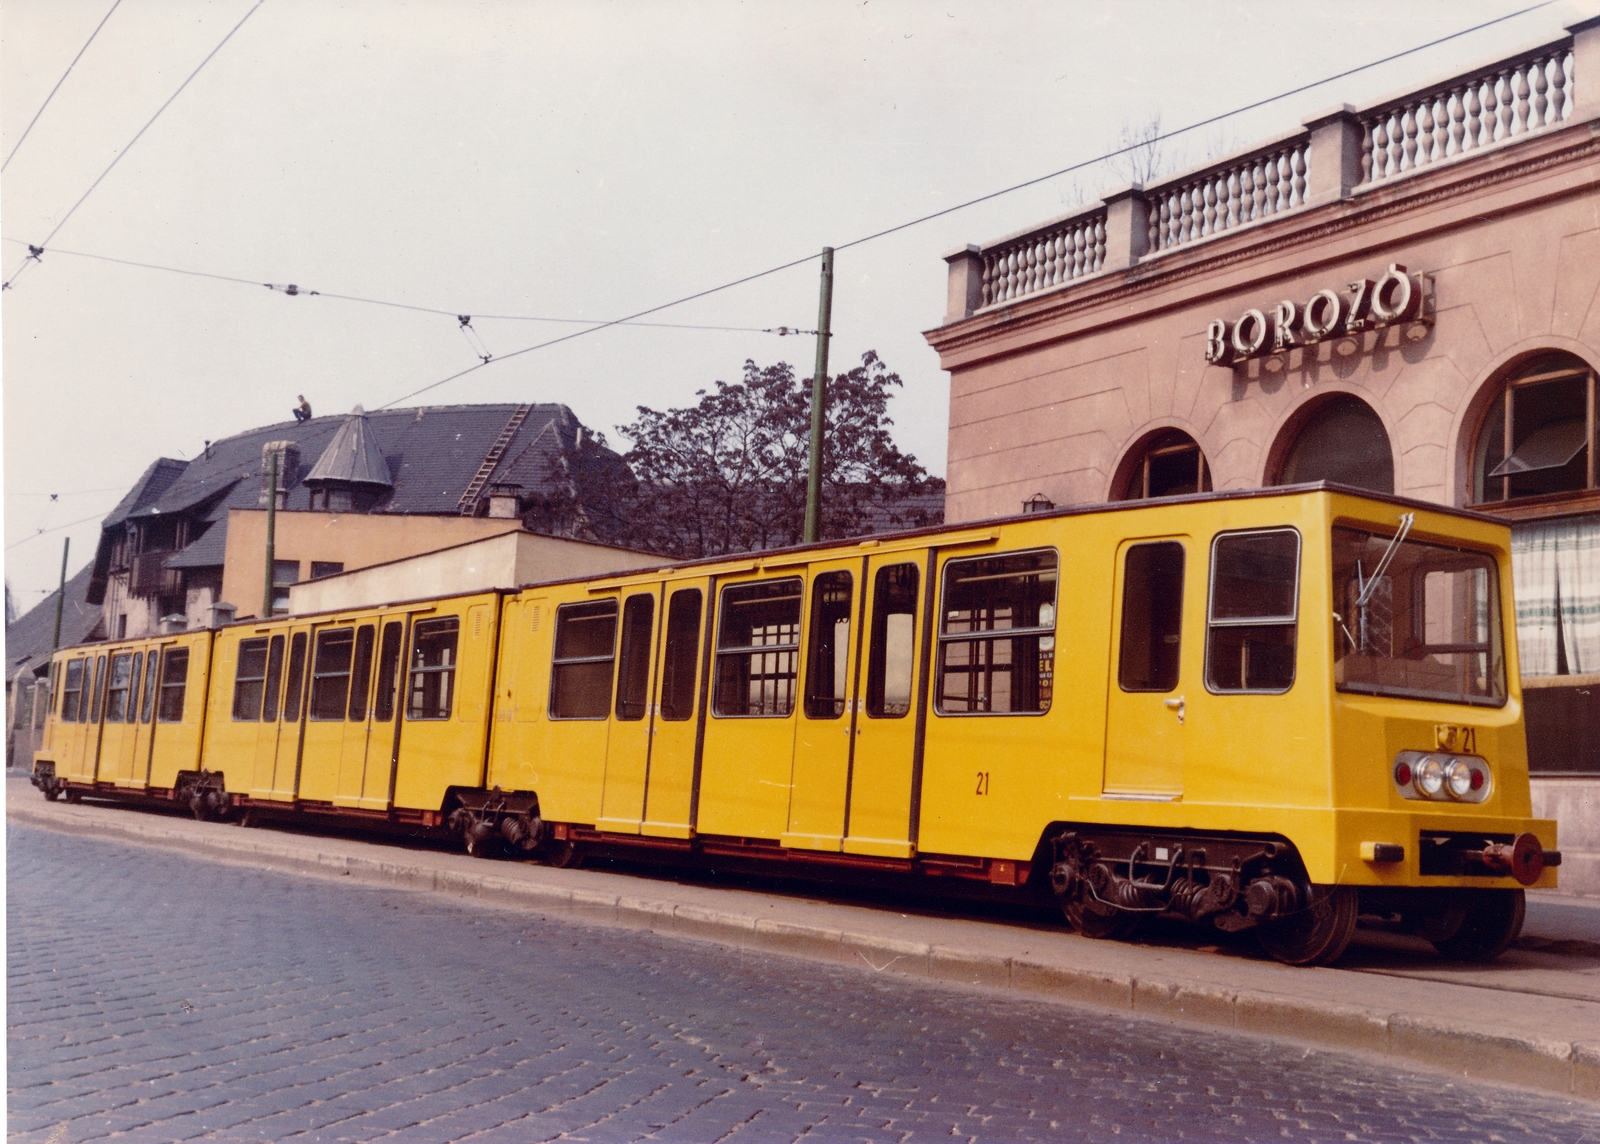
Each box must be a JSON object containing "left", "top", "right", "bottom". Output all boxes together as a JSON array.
[{"left": 10, "top": 822, "right": 1600, "bottom": 1144}]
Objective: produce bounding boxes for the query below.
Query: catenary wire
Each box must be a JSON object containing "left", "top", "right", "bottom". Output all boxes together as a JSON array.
[
  {"left": 1, "top": 0, "right": 265, "bottom": 291},
  {"left": 2, "top": 0, "right": 124, "bottom": 174},
  {"left": 0, "top": 238, "right": 812, "bottom": 335},
  {"left": 377, "top": 1, "right": 1555, "bottom": 409},
  {"left": 5, "top": 509, "right": 119, "bottom": 551}
]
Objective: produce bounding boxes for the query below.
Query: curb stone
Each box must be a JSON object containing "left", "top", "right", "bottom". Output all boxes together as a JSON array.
[{"left": 9, "top": 796, "right": 1597, "bottom": 1102}]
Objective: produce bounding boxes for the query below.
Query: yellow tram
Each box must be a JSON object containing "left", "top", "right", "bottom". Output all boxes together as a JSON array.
[{"left": 31, "top": 485, "right": 1560, "bottom": 966}]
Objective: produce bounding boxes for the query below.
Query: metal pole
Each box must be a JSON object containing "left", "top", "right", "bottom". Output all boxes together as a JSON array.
[
  {"left": 49, "top": 537, "right": 69, "bottom": 654},
  {"left": 262, "top": 450, "right": 278, "bottom": 618},
  {"left": 803, "top": 246, "right": 834, "bottom": 545}
]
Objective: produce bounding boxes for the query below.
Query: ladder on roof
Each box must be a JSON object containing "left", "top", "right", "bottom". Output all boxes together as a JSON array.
[{"left": 457, "top": 404, "right": 534, "bottom": 514}]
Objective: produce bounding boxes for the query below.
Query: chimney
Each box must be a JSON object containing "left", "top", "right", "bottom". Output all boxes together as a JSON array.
[
  {"left": 260, "top": 440, "right": 301, "bottom": 508},
  {"left": 486, "top": 482, "right": 523, "bottom": 519}
]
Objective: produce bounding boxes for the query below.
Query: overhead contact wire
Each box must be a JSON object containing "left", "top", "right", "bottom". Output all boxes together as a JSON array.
[
  {"left": 2, "top": 0, "right": 265, "bottom": 290},
  {"left": 2, "top": 0, "right": 124, "bottom": 174}
]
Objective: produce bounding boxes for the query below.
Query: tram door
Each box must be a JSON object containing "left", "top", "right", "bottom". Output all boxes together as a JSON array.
[
  {"left": 249, "top": 628, "right": 311, "bottom": 801},
  {"left": 640, "top": 579, "right": 710, "bottom": 838},
  {"left": 64, "top": 653, "right": 107, "bottom": 783},
  {"left": 784, "top": 560, "right": 861, "bottom": 851},
  {"left": 97, "top": 650, "right": 141, "bottom": 786},
  {"left": 333, "top": 614, "right": 408, "bottom": 809},
  {"left": 1104, "top": 537, "right": 1189, "bottom": 797},
  {"left": 842, "top": 557, "right": 924, "bottom": 858},
  {"left": 597, "top": 590, "right": 660, "bottom": 834}
]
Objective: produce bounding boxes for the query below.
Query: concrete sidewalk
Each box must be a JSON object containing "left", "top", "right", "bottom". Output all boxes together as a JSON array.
[{"left": 8, "top": 779, "right": 1598, "bottom": 1102}]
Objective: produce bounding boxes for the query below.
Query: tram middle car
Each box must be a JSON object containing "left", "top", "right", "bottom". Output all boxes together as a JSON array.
[{"left": 32, "top": 485, "right": 1559, "bottom": 966}]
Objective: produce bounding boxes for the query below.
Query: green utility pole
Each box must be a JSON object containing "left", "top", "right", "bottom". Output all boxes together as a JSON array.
[
  {"left": 262, "top": 450, "right": 278, "bottom": 619},
  {"left": 49, "top": 537, "right": 69, "bottom": 654},
  {"left": 803, "top": 246, "right": 834, "bottom": 545}
]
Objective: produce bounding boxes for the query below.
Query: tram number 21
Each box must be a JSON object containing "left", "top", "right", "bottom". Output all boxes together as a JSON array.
[{"left": 975, "top": 771, "right": 990, "bottom": 796}]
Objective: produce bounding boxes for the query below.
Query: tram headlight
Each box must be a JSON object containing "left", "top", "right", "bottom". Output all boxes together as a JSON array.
[
  {"left": 1393, "top": 750, "right": 1491, "bottom": 802},
  {"left": 1415, "top": 756, "right": 1445, "bottom": 797}
]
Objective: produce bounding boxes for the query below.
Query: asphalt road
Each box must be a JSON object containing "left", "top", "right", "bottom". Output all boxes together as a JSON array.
[{"left": 9, "top": 821, "right": 1600, "bottom": 1143}]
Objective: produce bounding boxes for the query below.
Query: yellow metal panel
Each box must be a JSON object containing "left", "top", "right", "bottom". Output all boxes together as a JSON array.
[
  {"left": 598, "top": 589, "right": 661, "bottom": 835},
  {"left": 392, "top": 594, "right": 498, "bottom": 811},
  {"left": 784, "top": 559, "right": 861, "bottom": 852},
  {"left": 641, "top": 579, "right": 711, "bottom": 837}
]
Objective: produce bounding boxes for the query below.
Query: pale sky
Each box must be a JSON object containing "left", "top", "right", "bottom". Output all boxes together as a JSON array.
[{"left": 2, "top": 0, "right": 1581, "bottom": 609}]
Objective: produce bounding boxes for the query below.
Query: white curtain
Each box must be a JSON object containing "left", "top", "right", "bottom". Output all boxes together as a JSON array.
[
  {"left": 1554, "top": 514, "right": 1600, "bottom": 673},
  {"left": 1512, "top": 515, "right": 1600, "bottom": 675}
]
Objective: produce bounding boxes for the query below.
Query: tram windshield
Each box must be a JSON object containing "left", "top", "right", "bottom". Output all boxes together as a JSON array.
[{"left": 1331, "top": 525, "right": 1505, "bottom": 707}]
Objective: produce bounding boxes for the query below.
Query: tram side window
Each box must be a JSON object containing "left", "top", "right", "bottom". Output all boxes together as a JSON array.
[
  {"left": 48, "top": 662, "right": 60, "bottom": 717},
  {"left": 408, "top": 617, "right": 461, "bottom": 720},
  {"left": 233, "top": 638, "right": 271, "bottom": 720},
  {"left": 89, "top": 656, "right": 107, "bottom": 723},
  {"left": 282, "top": 633, "right": 308, "bottom": 722},
  {"left": 615, "top": 595, "right": 655, "bottom": 721},
  {"left": 804, "top": 572, "right": 853, "bottom": 719},
  {"left": 373, "top": 623, "right": 402, "bottom": 722},
  {"left": 714, "top": 579, "right": 802, "bottom": 717},
  {"left": 549, "top": 602, "right": 617, "bottom": 720},
  {"left": 262, "top": 636, "right": 286, "bottom": 722},
  {"left": 348, "top": 625, "right": 377, "bottom": 721},
  {"left": 105, "top": 653, "right": 133, "bottom": 722},
  {"left": 126, "top": 653, "right": 143, "bottom": 723},
  {"left": 866, "top": 564, "right": 919, "bottom": 719},
  {"left": 1207, "top": 529, "right": 1300, "bottom": 693},
  {"left": 659, "top": 589, "right": 702, "bottom": 722},
  {"left": 937, "top": 551, "right": 1056, "bottom": 715},
  {"left": 61, "top": 659, "right": 84, "bottom": 722},
  {"left": 157, "top": 648, "right": 190, "bottom": 722},
  {"left": 140, "top": 651, "right": 159, "bottom": 723},
  {"left": 310, "top": 628, "right": 355, "bottom": 720},
  {"left": 1118, "top": 542, "right": 1185, "bottom": 692}
]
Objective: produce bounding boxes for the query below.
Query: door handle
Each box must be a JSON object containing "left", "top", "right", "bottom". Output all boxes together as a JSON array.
[{"left": 1163, "top": 696, "right": 1186, "bottom": 725}]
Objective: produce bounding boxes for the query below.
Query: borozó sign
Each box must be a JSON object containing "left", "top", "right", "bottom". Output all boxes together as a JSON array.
[{"left": 1204, "top": 263, "right": 1434, "bottom": 366}]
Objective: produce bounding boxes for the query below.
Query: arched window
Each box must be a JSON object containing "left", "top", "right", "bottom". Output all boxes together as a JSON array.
[
  {"left": 1275, "top": 395, "right": 1394, "bottom": 493},
  {"left": 1473, "top": 353, "right": 1598, "bottom": 504},
  {"left": 1117, "top": 430, "right": 1211, "bottom": 500}
]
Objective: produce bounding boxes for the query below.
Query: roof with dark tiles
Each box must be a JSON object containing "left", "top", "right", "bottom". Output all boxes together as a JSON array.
[
  {"left": 86, "top": 404, "right": 610, "bottom": 601},
  {"left": 5, "top": 563, "right": 100, "bottom": 677}
]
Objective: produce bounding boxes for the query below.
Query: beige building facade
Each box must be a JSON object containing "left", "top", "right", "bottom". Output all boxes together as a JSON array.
[
  {"left": 285, "top": 528, "right": 664, "bottom": 615},
  {"left": 927, "top": 21, "right": 1600, "bottom": 892},
  {"left": 221, "top": 509, "right": 532, "bottom": 621}
]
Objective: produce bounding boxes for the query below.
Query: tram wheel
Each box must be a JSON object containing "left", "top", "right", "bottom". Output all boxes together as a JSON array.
[
  {"left": 1062, "top": 895, "right": 1141, "bottom": 940},
  {"left": 41, "top": 782, "right": 61, "bottom": 802},
  {"left": 1256, "top": 885, "right": 1358, "bottom": 966},
  {"left": 63, "top": 786, "right": 83, "bottom": 805},
  {"left": 1432, "top": 888, "right": 1524, "bottom": 962},
  {"left": 540, "top": 839, "right": 580, "bottom": 869},
  {"left": 462, "top": 817, "right": 502, "bottom": 859}
]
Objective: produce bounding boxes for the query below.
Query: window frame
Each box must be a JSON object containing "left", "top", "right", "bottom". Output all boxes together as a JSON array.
[
  {"left": 157, "top": 647, "right": 189, "bottom": 723},
  {"left": 548, "top": 600, "right": 619, "bottom": 721},
  {"left": 658, "top": 588, "right": 703, "bottom": 722},
  {"left": 614, "top": 594, "right": 655, "bottom": 722},
  {"left": 60, "top": 657, "right": 85, "bottom": 723},
  {"left": 713, "top": 578, "right": 804, "bottom": 719},
  {"left": 935, "top": 548, "right": 1058, "bottom": 718},
  {"left": 1474, "top": 360, "right": 1599, "bottom": 507},
  {"left": 407, "top": 616, "right": 461, "bottom": 721},
  {"left": 864, "top": 562, "right": 919, "bottom": 720},
  {"left": 105, "top": 652, "right": 134, "bottom": 723},
  {"left": 1117, "top": 541, "right": 1186, "bottom": 694},
  {"left": 232, "top": 637, "right": 271, "bottom": 721},
  {"left": 803, "top": 571, "right": 854, "bottom": 721},
  {"left": 139, "top": 649, "right": 159, "bottom": 723},
  {"left": 309, "top": 627, "right": 355, "bottom": 721},
  {"left": 1203, "top": 527, "right": 1301, "bottom": 696}
]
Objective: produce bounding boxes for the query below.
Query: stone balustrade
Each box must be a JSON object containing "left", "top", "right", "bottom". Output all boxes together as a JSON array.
[
  {"left": 1360, "top": 45, "right": 1574, "bottom": 185},
  {"left": 1148, "top": 138, "right": 1311, "bottom": 254},
  {"left": 979, "top": 209, "right": 1107, "bottom": 307},
  {"left": 944, "top": 17, "right": 1599, "bottom": 324}
]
